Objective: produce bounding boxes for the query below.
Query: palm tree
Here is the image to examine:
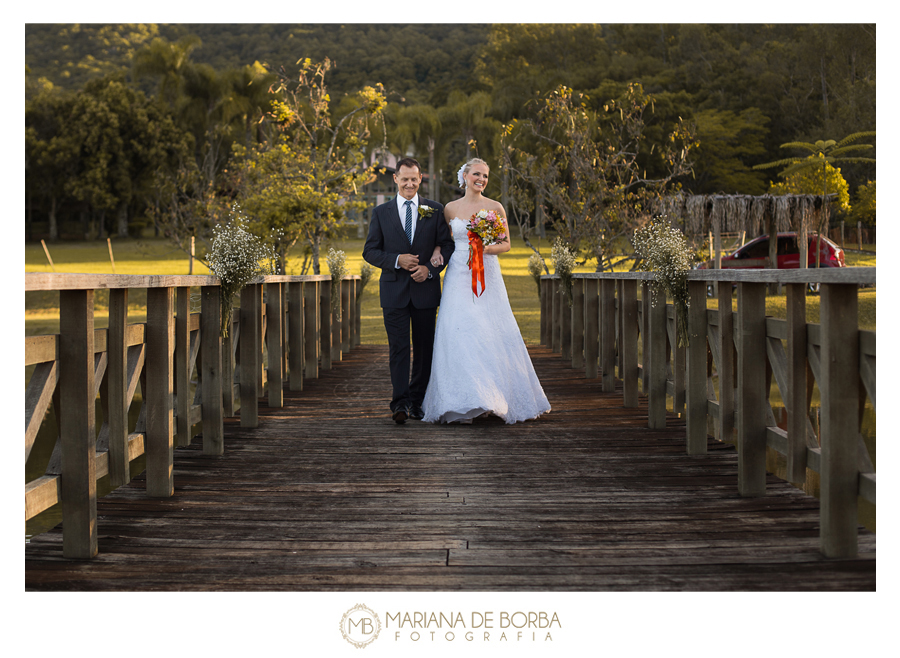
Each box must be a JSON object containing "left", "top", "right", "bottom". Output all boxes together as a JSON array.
[
  {"left": 754, "top": 132, "right": 875, "bottom": 267},
  {"left": 390, "top": 104, "right": 442, "bottom": 199}
]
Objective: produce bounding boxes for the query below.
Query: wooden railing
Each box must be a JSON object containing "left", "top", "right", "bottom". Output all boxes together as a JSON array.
[
  {"left": 541, "top": 267, "right": 876, "bottom": 558},
  {"left": 25, "top": 272, "right": 361, "bottom": 559}
]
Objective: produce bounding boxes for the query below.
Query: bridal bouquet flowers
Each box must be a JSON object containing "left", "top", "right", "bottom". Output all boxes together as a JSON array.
[{"left": 466, "top": 209, "right": 507, "bottom": 297}]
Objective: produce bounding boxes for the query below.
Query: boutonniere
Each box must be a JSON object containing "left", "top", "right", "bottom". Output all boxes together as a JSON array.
[{"left": 417, "top": 205, "right": 436, "bottom": 221}]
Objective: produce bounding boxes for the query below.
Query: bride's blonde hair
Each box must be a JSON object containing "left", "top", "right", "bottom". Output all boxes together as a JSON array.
[{"left": 457, "top": 158, "right": 489, "bottom": 189}]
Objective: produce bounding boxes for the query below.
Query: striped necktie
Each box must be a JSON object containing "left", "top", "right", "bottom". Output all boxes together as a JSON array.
[{"left": 404, "top": 200, "right": 413, "bottom": 244}]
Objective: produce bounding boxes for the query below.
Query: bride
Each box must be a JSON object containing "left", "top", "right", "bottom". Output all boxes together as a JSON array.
[{"left": 421, "top": 158, "right": 551, "bottom": 424}]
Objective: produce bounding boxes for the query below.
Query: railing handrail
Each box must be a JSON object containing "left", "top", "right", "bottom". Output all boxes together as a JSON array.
[
  {"left": 541, "top": 267, "right": 875, "bottom": 285},
  {"left": 25, "top": 272, "right": 361, "bottom": 291}
]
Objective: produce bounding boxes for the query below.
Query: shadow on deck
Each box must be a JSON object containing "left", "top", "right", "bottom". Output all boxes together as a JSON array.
[{"left": 24, "top": 345, "right": 875, "bottom": 591}]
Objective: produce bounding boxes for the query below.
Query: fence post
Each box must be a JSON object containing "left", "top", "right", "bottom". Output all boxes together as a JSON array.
[
  {"left": 58, "top": 289, "right": 98, "bottom": 558},
  {"left": 571, "top": 278, "right": 584, "bottom": 369},
  {"left": 641, "top": 282, "right": 650, "bottom": 394},
  {"left": 240, "top": 284, "right": 261, "bottom": 428},
  {"left": 820, "top": 282, "right": 860, "bottom": 558},
  {"left": 551, "top": 277, "right": 561, "bottom": 353},
  {"left": 737, "top": 281, "right": 766, "bottom": 495},
  {"left": 289, "top": 282, "right": 304, "bottom": 391},
  {"left": 648, "top": 290, "right": 667, "bottom": 429},
  {"left": 672, "top": 304, "right": 686, "bottom": 416},
  {"left": 223, "top": 306, "right": 236, "bottom": 417},
  {"left": 175, "top": 287, "right": 191, "bottom": 448},
  {"left": 621, "top": 279, "right": 639, "bottom": 407},
  {"left": 584, "top": 278, "right": 600, "bottom": 378},
  {"left": 617, "top": 279, "right": 624, "bottom": 380},
  {"left": 341, "top": 278, "right": 351, "bottom": 355},
  {"left": 352, "top": 278, "right": 362, "bottom": 347},
  {"left": 304, "top": 281, "right": 319, "bottom": 380},
  {"left": 686, "top": 280, "right": 708, "bottom": 454},
  {"left": 320, "top": 279, "right": 333, "bottom": 370},
  {"left": 201, "top": 285, "right": 224, "bottom": 455},
  {"left": 107, "top": 288, "right": 130, "bottom": 487},
  {"left": 266, "top": 281, "right": 284, "bottom": 408},
  {"left": 331, "top": 280, "right": 342, "bottom": 364},
  {"left": 540, "top": 277, "right": 551, "bottom": 346},
  {"left": 600, "top": 279, "right": 616, "bottom": 393},
  {"left": 786, "top": 284, "right": 808, "bottom": 483},
  {"left": 146, "top": 286, "right": 175, "bottom": 497},
  {"left": 717, "top": 282, "right": 735, "bottom": 444}
]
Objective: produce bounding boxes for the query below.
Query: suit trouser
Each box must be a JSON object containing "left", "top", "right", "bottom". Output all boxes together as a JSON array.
[{"left": 382, "top": 302, "right": 437, "bottom": 412}]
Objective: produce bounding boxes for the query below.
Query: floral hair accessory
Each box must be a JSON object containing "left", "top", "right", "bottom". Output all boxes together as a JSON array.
[
  {"left": 457, "top": 164, "right": 467, "bottom": 188},
  {"left": 417, "top": 205, "right": 435, "bottom": 220}
]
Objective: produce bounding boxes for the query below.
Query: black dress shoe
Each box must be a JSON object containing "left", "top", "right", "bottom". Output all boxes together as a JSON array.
[
  {"left": 408, "top": 405, "right": 424, "bottom": 420},
  {"left": 392, "top": 407, "right": 408, "bottom": 424}
]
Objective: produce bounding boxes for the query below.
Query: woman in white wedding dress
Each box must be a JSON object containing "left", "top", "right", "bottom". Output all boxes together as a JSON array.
[{"left": 421, "top": 158, "right": 550, "bottom": 424}]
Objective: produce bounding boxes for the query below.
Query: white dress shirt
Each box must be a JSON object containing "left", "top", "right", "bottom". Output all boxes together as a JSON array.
[{"left": 394, "top": 194, "right": 419, "bottom": 268}]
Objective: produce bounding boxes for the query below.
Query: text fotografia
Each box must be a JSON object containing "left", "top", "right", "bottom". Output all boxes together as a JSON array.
[{"left": 386, "top": 611, "right": 560, "bottom": 642}]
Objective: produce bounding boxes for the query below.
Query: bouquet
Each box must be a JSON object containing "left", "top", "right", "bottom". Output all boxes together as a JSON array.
[{"left": 466, "top": 209, "right": 507, "bottom": 297}]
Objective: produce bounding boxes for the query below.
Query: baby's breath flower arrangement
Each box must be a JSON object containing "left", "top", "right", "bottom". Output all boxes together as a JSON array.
[
  {"left": 551, "top": 237, "right": 577, "bottom": 307},
  {"left": 357, "top": 262, "right": 375, "bottom": 303},
  {"left": 206, "top": 205, "right": 278, "bottom": 338},
  {"left": 326, "top": 247, "right": 348, "bottom": 319},
  {"left": 527, "top": 251, "right": 545, "bottom": 298},
  {"left": 632, "top": 215, "right": 694, "bottom": 347}
]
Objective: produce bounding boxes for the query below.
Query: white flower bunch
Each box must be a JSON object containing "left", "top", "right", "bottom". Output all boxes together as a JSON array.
[
  {"left": 551, "top": 237, "right": 577, "bottom": 307},
  {"left": 357, "top": 262, "right": 375, "bottom": 303},
  {"left": 632, "top": 215, "right": 694, "bottom": 346},
  {"left": 527, "top": 251, "right": 545, "bottom": 297},
  {"left": 207, "top": 205, "right": 277, "bottom": 337},
  {"left": 326, "top": 247, "right": 348, "bottom": 319}
]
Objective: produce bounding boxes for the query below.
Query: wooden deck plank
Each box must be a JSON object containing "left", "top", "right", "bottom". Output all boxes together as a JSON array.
[{"left": 25, "top": 345, "right": 875, "bottom": 591}]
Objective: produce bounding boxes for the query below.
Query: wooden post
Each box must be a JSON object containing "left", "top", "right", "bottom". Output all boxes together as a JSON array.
[
  {"left": 648, "top": 290, "right": 667, "bottom": 429},
  {"left": 686, "top": 280, "right": 708, "bottom": 454},
  {"left": 320, "top": 279, "right": 333, "bottom": 370},
  {"left": 583, "top": 278, "right": 600, "bottom": 378},
  {"left": 240, "top": 284, "right": 261, "bottom": 428},
  {"left": 222, "top": 304, "right": 236, "bottom": 417},
  {"left": 146, "top": 286, "right": 175, "bottom": 497},
  {"left": 107, "top": 288, "right": 129, "bottom": 487},
  {"left": 857, "top": 221, "right": 862, "bottom": 252},
  {"left": 332, "top": 280, "right": 343, "bottom": 364},
  {"left": 737, "top": 281, "right": 767, "bottom": 495},
  {"left": 304, "top": 281, "right": 319, "bottom": 379},
  {"left": 540, "top": 277, "right": 551, "bottom": 346},
  {"left": 561, "top": 284, "right": 573, "bottom": 361},
  {"left": 289, "top": 282, "right": 304, "bottom": 391},
  {"left": 200, "top": 285, "right": 224, "bottom": 455},
  {"left": 672, "top": 304, "right": 686, "bottom": 416},
  {"left": 341, "top": 279, "right": 351, "bottom": 354},
  {"left": 352, "top": 279, "right": 362, "bottom": 347},
  {"left": 107, "top": 238, "right": 117, "bottom": 273},
  {"left": 600, "top": 278, "right": 616, "bottom": 393},
  {"left": 571, "top": 278, "right": 584, "bottom": 369},
  {"left": 58, "top": 289, "right": 98, "bottom": 558},
  {"left": 717, "top": 281, "right": 735, "bottom": 444},
  {"left": 174, "top": 287, "right": 191, "bottom": 448},
  {"left": 641, "top": 282, "right": 650, "bottom": 394},
  {"left": 266, "top": 281, "right": 284, "bottom": 408},
  {"left": 820, "top": 282, "right": 859, "bottom": 557},
  {"left": 786, "top": 283, "right": 808, "bottom": 483},
  {"left": 616, "top": 279, "right": 625, "bottom": 380},
  {"left": 551, "top": 278, "right": 561, "bottom": 353},
  {"left": 622, "top": 279, "right": 638, "bottom": 408},
  {"left": 41, "top": 239, "right": 56, "bottom": 271},
  {"left": 840, "top": 220, "right": 845, "bottom": 249}
]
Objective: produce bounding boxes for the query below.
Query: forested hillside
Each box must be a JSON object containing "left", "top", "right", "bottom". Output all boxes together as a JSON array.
[{"left": 25, "top": 23, "right": 876, "bottom": 256}]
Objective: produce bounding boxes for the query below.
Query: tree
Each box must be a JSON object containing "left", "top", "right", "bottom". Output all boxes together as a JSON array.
[
  {"left": 387, "top": 103, "right": 442, "bottom": 200},
  {"left": 851, "top": 180, "right": 875, "bottom": 227},
  {"left": 501, "top": 83, "right": 696, "bottom": 271},
  {"left": 754, "top": 132, "right": 875, "bottom": 266},
  {"left": 258, "top": 58, "right": 387, "bottom": 273}
]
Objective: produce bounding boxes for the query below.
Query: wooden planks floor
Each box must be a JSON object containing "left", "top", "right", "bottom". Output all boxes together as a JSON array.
[{"left": 24, "top": 345, "right": 876, "bottom": 591}]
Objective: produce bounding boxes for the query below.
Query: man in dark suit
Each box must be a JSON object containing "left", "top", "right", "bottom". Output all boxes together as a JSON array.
[{"left": 363, "top": 157, "right": 455, "bottom": 423}]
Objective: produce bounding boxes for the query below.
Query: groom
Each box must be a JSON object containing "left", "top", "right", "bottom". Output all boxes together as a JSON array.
[{"left": 363, "top": 157, "right": 455, "bottom": 424}]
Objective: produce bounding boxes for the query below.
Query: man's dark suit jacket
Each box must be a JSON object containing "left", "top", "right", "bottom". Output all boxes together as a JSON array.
[{"left": 362, "top": 197, "right": 455, "bottom": 309}]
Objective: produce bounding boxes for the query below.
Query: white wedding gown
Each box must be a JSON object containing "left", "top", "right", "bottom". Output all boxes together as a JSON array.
[{"left": 422, "top": 218, "right": 551, "bottom": 424}]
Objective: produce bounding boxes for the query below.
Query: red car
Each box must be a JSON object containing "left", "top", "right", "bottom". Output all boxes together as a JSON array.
[{"left": 697, "top": 232, "right": 845, "bottom": 270}]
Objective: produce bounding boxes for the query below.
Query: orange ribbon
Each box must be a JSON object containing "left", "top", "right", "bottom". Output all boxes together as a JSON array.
[{"left": 467, "top": 231, "right": 486, "bottom": 297}]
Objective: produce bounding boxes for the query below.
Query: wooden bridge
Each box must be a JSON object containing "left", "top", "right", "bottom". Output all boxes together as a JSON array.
[{"left": 24, "top": 269, "right": 876, "bottom": 591}]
